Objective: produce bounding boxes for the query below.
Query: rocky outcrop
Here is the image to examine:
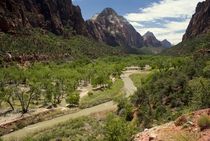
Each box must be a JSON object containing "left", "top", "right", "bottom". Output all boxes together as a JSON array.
[
  {"left": 183, "top": 0, "right": 210, "bottom": 41},
  {"left": 0, "top": 0, "right": 87, "bottom": 35},
  {"left": 134, "top": 109, "right": 210, "bottom": 141},
  {"left": 86, "top": 8, "right": 144, "bottom": 48},
  {"left": 161, "top": 39, "right": 172, "bottom": 48}
]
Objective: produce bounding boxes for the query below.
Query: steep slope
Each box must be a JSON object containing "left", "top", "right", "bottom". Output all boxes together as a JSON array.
[
  {"left": 163, "top": 33, "right": 210, "bottom": 55},
  {"left": 183, "top": 0, "right": 210, "bottom": 41},
  {"left": 134, "top": 109, "right": 210, "bottom": 141},
  {"left": 0, "top": 0, "right": 87, "bottom": 35},
  {"left": 86, "top": 8, "right": 144, "bottom": 48},
  {"left": 165, "top": 0, "right": 210, "bottom": 55},
  {"left": 0, "top": 30, "right": 122, "bottom": 63}
]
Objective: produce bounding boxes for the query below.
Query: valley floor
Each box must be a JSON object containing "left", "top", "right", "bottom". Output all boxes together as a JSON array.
[{"left": 1, "top": 68, "right": 145, "bottom": 141}]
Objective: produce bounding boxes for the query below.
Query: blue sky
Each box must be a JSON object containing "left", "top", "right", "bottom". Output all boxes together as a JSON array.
[{"left": 73, "top": 0, "right": 204, "bottom": 44}]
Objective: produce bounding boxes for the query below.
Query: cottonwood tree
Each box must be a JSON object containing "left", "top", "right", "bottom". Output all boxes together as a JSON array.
[
  {"left": 14, "top": 81, "right": 41, "bottom": 114},
  {"left": 0, "top": 83, "right": 15, "bottom": 111}
]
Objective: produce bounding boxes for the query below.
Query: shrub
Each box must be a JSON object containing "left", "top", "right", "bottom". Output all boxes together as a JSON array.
[
  {"left": 197, "top": 115, "right": 210, "bottom": 130},
  {"left": 88, "top": 91, "right": 93, "bottom": 97},
  {"left": 104, "top": 114, "right": 137, "bottom": 141},
  {"left": 66, "top": 92, "right": 80, "bottom": 106}
]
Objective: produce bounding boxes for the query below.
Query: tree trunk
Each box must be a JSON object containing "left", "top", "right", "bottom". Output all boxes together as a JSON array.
[{"left": 6, "top": 100, "right": 14, "bottom": 111}]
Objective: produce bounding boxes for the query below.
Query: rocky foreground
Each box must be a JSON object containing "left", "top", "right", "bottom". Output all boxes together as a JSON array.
[{"left": 134, "top": 109, "right": 210, "bottom": 141}]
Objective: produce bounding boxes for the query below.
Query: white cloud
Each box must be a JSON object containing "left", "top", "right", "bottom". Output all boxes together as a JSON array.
[
  {"left": 124, "top": 0, "right": 204, "bottom": 44},
  {"left": 129, "top": 22, "right": 144, "bottom": 27}
]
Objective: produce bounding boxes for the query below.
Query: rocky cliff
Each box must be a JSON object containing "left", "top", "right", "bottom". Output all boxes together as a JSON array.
[
  {"left": 86, "top": 8, "right": 144, "bottom": 48},
  {"left": 183, "top": 0, "right": 210, "bottom": 41},
  {"left": 0, "top": 0, "right": 87, "bottom": 35}
]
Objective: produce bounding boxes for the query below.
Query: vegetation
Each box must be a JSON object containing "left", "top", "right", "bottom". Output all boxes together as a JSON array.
[
  {"left": 1, "top": 49, "right": 209, "bottom": 140},
  {"left": 164, "top": 33, "right": 210, "bottom": 55},
  {"left": 80, "top": 79, "right": 124, "bottom": 108},
  {"left": 129, "top": 54, "right": 210, "bottom": 128},
  {"left": 21, "top": 114, "right": 137, "bottom": 141},
  {"left": 171, "top": 131, "right": 199, "bottom": 141},
  {"left": 0, "top": 29, "right": 122, "bottom": 65},
  {"left": 22, "top": 116, "right": 105, "bottom": 141},
  {"left": 197, "top": 115, "right": 210, "bottom": 130},
  {"left": 104, "top": 114, "right": 137, "bottom": 141},
  {"left": 129, "top": 72, "right": 151, "bottom": 88},
  {"left": 0, "top": 55, "right": 183, "bottom": 113}
]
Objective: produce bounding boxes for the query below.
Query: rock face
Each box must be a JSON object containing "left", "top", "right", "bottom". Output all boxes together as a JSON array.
[
  {"left": 161, "top": 39, "right": 172, "bottom": 48},
  {"left": 0, "top": 0, "right": 87, "bottom": 35},
  {"left": 143, "top": 31, "right": 162, "bottom": 47},
  {"left": 183, "top": 0, "right": 210, "bottom": 41},
  {"left": 143, "top": 31, "right": 171, "bottom": 48},
  {"left": 86, "top": 8, "right": 144, "bottom": 48}
]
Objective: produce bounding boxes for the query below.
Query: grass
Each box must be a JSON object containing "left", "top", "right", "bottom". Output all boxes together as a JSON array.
[
  {"left": 79, "top": 79, "right": 124, "bottom": 109},
  {"left": 170, "top": 131, "right": 199, "bottom": 141},
  {"left": 129, "top": 72, "right": 151, "bottom": 88},
  {"left": 21, "top": 116, "right": 105, "bottom": 141}
]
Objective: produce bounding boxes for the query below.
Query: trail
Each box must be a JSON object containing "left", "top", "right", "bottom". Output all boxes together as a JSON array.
[
  {"left": 2, "top": 69, "right": 143, "bottom": 141},
  {"left": 121, "top": 70, "right": 138, "bottom": 96}
]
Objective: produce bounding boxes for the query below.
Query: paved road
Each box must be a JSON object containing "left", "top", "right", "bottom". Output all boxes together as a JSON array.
[{"left": 2, "top": 69, "right": 141, "bottom": 141}]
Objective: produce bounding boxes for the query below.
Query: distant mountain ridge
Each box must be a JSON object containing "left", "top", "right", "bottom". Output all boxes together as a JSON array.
[
  {"left": 86, "top": 8, "right": 144, "bottom": 48},
  {"left": 0, "top": 1, "right": 172, "bottom": 52}
]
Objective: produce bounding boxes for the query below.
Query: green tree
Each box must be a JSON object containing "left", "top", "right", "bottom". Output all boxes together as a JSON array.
[
  {"left": 188, "top": 77, "right": 210, "bottom": 109},
  {"left": 104, "top": 114, "right": 136, "bottom": 141}
]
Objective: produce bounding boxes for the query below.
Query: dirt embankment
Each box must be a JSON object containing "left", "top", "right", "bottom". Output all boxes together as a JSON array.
[{"left": 134, "top": 109, "right": 210, "bottom": 141}]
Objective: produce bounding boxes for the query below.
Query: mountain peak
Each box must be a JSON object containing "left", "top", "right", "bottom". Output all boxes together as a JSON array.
[
  {"left": 100, "top": 8, "right": 118, "bottom": 16},
  {"left": 161, "top": 39, "right": 172, "bottom": 48},
  {"left": 86, "top": 8, "right": 144, "bottom": 48},
  {"left": 143, "top": 31, "right": 155, "bottom": 37}
]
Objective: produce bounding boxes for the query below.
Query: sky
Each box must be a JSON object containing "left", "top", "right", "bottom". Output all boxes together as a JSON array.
[{"left": 72, "top": 0, "right": 204, "bottom": 44}]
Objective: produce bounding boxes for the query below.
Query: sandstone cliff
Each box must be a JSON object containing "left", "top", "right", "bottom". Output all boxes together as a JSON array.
[{"left": 0, "top": 0, "right": 87, "bottom": 35}]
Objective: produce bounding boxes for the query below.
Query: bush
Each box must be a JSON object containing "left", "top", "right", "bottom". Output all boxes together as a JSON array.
[
  {"left": 104, "top": 114, "right": 137, "bottom": 141},
  {"left": 197, "top": 115, "right": 210, "bottom": 130},
  {"left": 66, "top": 92, "right": 80, "bottom": 106},
  {"left": 88, "top": 91, "right": 93, "bottom": 97}
]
